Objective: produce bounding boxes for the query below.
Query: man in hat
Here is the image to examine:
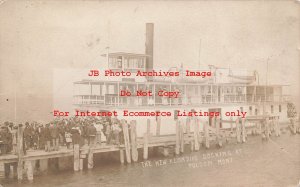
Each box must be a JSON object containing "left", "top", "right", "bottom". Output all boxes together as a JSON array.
[
  {"left": 81, "top": 121, "right": 88, "bottom": 145},
  {"left": 111, "top": 119, "right": 121, "bottom": 145},
  {"left": 95, "top": 120, "right": 104, "bottom": 145},
  {"left": 87, "top": 123, "right": 97, "bottom": 147},
  {"left": 0, "top": 126, "right": 11, "bottom": 154},
  {"left": 32, "top": 122, "right": 39, "bottom": 150},
  {"left": 24, "top": 122, "right": 33, "bottom": 150},
  {"left": 6, "top": 122, "right": 13, "bottom": 152},
  {"left": 58, "top": 121, "right": 66, "bottom": 146},
  {"left": 49, "top": 123, "right": 59, "bottom": 151},
  {"left": 44, "top": 124, "right": 51, "bottom": 152},
  {"left": 11, "top": 125, "right": 18, "bottom": 154},
  {"left": 38, "top": 124, "right": 46, "bottom": 150},
  {"left": 64, "top": 122, "right": 72, "bottom": 149},
  {"left": 71, "top": 126, "right": 81, "bottom": 147},
  {"left": 105, "top": 121, "right": 112, "bottom": 145}
]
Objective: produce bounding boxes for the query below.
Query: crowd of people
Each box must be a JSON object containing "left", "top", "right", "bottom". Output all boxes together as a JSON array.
[{"left": 0, "top": 116, "right": 125, "bottom": 155}]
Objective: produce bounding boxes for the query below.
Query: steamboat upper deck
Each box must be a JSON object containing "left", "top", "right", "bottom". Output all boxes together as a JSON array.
[{"left": 73, "top": 23, "right": 291, "bottom": 110}]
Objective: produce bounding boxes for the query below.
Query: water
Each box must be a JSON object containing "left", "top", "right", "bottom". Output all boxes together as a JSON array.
[{"left": 1, "top": 133, "right": 299, "bottom": 187}]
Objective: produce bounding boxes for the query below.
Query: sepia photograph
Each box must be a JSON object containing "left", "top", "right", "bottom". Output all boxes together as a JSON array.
[{"left": 0, "top": 1, "right": 299, "bottom": 187}]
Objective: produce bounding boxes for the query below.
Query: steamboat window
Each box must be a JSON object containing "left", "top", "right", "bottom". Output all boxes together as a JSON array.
[
  {"left": 255, "top": 109, "right": 258, "bottom": 115},
  {"left": 109, "top": 56, "right": 122, "bottom": 69},
  {"left": 124, "top": 57, "right": 145, "bottom": 69},
  {"left": 249, "top": 106, "right": 252, "bottom": 115},
  {"left": 108, "top": 85, "right": 115, "bottom": 94}
]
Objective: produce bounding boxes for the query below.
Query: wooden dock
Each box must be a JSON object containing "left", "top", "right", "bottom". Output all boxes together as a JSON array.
[{"left": 0, "top": 116, "right": 293, "bottom": 181}]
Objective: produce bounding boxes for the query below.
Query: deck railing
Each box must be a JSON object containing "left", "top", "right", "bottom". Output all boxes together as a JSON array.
[{"left": 74, "top": 94, "right": 290, "bottom": 106}]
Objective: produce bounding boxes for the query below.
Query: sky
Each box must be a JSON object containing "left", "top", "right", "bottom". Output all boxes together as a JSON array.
[{"left": 0, "top": 0, "right": 299, "bottom": 122}]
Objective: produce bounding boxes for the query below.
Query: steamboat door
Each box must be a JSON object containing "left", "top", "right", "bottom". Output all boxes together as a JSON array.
[{"left": 208, "top": 108, "right": 222, "bottom": 128}]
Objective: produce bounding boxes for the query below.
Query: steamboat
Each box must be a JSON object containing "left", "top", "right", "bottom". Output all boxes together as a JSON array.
[{"left": 73, "top": 23, "right": 294, "bottom": 137}]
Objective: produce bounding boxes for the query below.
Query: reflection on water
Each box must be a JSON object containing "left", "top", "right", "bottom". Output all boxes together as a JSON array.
[{"left": 1, "top": 134, "right": 299, "bottom": 187}]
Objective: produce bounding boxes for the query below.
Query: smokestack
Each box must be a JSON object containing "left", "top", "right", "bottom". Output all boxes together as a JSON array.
[{"left": 145, "top": 23, "right": 154, "bottom": 73}]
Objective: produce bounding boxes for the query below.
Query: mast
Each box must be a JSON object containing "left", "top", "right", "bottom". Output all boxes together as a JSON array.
[
  {"left": 14, "top": 79, "right": 17, "bottom": 124},
  {"left": 106, "top": 20, "right": 111, "bottom": 68},
  {"left": 263, "top": 58, "right": 269, "bottom": 116},
  {"left": 145, "top": 23, "right": 154, "bottom": 81}
]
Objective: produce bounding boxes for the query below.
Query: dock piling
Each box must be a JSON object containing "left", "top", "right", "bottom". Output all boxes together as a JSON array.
[
  {"left": 241, "top": 118, "right": 246, "bottom": 143},
  {"left": 143, "top": 133, "right": 149, "bottom": 159},
  {"left": 121, "top": 120, "right": 131, "bottom": 163},
  {"left": 17, "top": 124, "right": 24, "bottom": 181},
  {"left": 275, "top": 117, "right": 280, "bottom": 136},
  {"left": 143, "top": 119, "right": 151, "bottom": 160},
  {"left": 230, "top": 116, "right": 233, "bottom": 132},
  {"left": 194, "top": 118, "right": 199, "bottom": 151},
  {"left": 175, "top": 120, "right": 180, "bottom": 155},
  {"left": 186, "top": 118, "right": 194, "bottom": 151},
  {"left": 79, "top": 157, "right": 84, "bottom": 171},
  {"left": 216, "top": 116, "right": 222, "bottom": 147},
  {"left": 179, "top": 121, "right": 184, "bottom": 153},
  {"left": 265, "top": 117, "right": 270, "bottom": 140},
  {"left": 204, "top": 121, "right": 210, "bottom": 148},
  {"left": 156, "top": 116, "right": 161, "bottom": 136},
  {"left": 130, "top": 120, "right": 138, "bottom": 162},
  {"left": 73, "top": 144, "right": 80, "bottom": 171},
  {"left": 88, "top": 149, "right": 94, "bottom": 169},
  {"left": 236, "top": 118, "right": 241, "bottom": 143}
]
